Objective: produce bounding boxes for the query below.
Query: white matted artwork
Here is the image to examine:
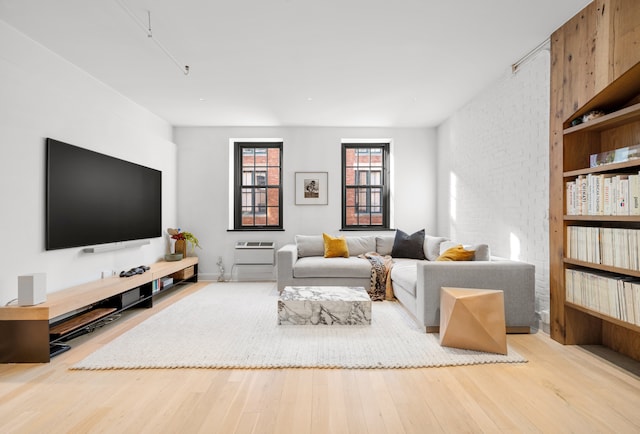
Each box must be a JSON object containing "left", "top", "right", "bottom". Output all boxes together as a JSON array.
[{"left": 295, "top": 172, "right": 328, "bottom": 205}]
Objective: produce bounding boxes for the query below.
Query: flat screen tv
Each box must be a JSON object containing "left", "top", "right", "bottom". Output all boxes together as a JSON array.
[{"left": 46, "top": 138, "right": 162, "bottom": 250}]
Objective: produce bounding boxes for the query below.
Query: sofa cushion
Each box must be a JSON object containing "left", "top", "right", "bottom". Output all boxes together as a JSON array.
[
  {"left": 323, "top": 233, "right": 349, "bottom": 258},
  {"left": 391, "top": 229, "right": 426, "bottom": 260},
  {"left": 293, "top": 256, "right": 372, "bottom": 278},
  {"left": 424, "top": 235, "right": 448, "bottom": 261},
  {"left": 439, "top": 241, "right": 490, "bottom": 261},
  {"left": 296, "top": 235, "right": 324, "bottom": 257},
  {"left": 437, "top": 245, "right": 475, "bottom": 261},
  {"left": 375, "top": 235, "right": 395, "bottom": 255},
  {"left": 390, "top": 258, "right": 418, "bottom": 297},
  {"left": 346, "top": 235, "right": 376, "bottom": 256}
]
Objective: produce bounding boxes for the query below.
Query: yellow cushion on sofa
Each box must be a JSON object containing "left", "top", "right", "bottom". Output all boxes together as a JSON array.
[
  {"left": 436, "top": 244, "right": 475, "bottom": 261},
  {"left": 323, "top": 233, "right": 349, "bottom": 258}
]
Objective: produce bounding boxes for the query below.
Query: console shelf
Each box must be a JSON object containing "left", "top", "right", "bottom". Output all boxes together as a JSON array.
[{"left": 0, "top": 256, "right": 198, "bottom": 363}]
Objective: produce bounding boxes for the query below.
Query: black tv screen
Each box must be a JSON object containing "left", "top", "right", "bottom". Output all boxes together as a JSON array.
[{"left": 46, "top": 138, "right": 162, "bottom": 250}]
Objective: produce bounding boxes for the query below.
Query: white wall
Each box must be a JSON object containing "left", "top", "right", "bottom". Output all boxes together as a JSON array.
[
  {"left": 0, "top": 21, "right": 177, "bottom": 304},
  {"left": 173, "top": 126, "right": 437, "bottom": 280},
  {"left": 436, "top": 51, "right": 550, "bottom": 319}
]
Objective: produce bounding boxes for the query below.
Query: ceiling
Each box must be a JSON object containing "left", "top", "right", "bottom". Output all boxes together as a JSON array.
[{"left": 0, "top": 0, "right": 591, "bottom": 128}]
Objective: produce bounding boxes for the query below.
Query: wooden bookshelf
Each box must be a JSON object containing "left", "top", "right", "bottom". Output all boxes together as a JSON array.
[
  {"left": 549, "top": 0, "right": 640, "bottom": 362},
  {"left": 0, "top": 257, "right": 198, "bottom": 363}
]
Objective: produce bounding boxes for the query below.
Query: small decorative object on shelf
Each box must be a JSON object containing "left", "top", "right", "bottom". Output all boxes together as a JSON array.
[{"left": 167, "top": 228, "right": 202, "bottom": 257}]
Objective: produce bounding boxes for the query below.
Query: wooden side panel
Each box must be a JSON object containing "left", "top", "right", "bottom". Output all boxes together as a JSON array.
[
  {"left": 610, "top": 0, "right": 640, "bottom": 80},
  {"left": 549, "top": 28, "right": 567, "bottom": 343},
  {"left": 562, "top": 3, "right": 600, "bottom": 117}
]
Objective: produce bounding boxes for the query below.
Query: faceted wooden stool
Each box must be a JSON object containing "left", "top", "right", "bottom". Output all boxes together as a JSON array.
[{"left": 439, "top": 287, "right": 507, "bottom": 355}]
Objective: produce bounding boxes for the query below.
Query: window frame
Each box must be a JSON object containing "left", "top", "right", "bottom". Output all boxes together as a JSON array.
[
  {"left": 341, "top": 142, "right": 390, "bottom": 230},
  {"left": 234, "top": 141, "right": 283, "bottom": 230}
]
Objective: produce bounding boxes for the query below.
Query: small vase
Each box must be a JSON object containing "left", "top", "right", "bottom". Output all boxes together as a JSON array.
[{"left": 175, "top": 239, "right": 187, "bottom": 258}]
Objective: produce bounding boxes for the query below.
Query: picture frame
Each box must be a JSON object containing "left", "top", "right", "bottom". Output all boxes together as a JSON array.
[{"left": 295, "top": 172, "right": 328, "bottom": 205}]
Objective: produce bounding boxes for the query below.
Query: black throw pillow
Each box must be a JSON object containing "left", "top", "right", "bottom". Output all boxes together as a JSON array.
[{"left": 391, "top": 229, "right": 426, "bottom": 259}]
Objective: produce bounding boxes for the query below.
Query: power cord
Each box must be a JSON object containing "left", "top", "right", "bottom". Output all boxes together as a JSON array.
[{"left": 5, "top": 298, "right": 18, "bottom": 306}]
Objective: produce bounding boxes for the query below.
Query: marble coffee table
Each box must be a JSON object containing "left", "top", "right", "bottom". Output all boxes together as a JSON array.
[{"left": 278, "top": 286, "right": 372, "bottom": 325}]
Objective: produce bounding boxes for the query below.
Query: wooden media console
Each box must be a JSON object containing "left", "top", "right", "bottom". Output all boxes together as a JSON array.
[{"left": 0, "top": 257, "right": 198, "bottom": 363}]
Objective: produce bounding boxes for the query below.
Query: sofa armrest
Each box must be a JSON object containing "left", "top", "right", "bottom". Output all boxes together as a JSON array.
[
  {"left": 415, "top": 259, "right": 535, "bottom": 330},
  {"left": 276, "top": 244, "right": 298, "bottom": 290}
]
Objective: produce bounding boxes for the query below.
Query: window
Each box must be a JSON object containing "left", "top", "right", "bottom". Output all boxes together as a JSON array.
[
  {"left": 234, "top": 142, "right": 282, "bottom": 230},
  {"left": 342, "top": 143, "right": 389, "bottom": 229}
]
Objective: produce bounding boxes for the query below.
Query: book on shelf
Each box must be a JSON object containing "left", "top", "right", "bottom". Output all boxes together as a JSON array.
[
  {"left": 566, "top": 226, "right": 640, "bottom": 271},
  {"left": 566, "top": 172, "right": 639, "bottom": 216},
  {"left": 565, "top": 268, "right": 639, "bottom": 325}
]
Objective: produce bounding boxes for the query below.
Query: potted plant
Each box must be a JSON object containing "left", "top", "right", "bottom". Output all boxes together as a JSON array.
[{"left": 167, "top": 228, "right": 201, "bottom": 257}]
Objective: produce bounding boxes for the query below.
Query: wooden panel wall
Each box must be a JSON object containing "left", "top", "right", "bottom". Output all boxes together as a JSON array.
[{"left": 549, "top": 0, "right": 640, "bottom": 344}]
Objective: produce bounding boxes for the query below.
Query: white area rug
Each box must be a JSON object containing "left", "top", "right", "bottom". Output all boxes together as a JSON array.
[{"left": 72, "top": 282, "right": 526, "bottom": 370}]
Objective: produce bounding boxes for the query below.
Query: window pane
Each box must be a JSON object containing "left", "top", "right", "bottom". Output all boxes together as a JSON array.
[
  {"left": 370, "top": 171, "right": 381, "bottom": 185},
  {"left": 345, "top": 206, "right": 358, "bottom": 226},
  {"left": 255, "top": 171, "right": 267, "bottom": 186},
  {"left": 345, "top": 167, "right": 356, "bottom": 186},
  {"left": 357, "top": 151, "right": 370, "bottom": 167},
  {"left": 267, "top": 187, "right": 280, "bottom": 206},
  {"left": 267, "top": 207, "right": 279, "bottom": 226},
  {"left": 357, "top": 187, "right": 368, "bottom": 212},
  {"left": 267, "top": 147, "right": 280, "bottom": 163},
  {"left": 267, "top": 167, "right": 279, "bottom": 185}
]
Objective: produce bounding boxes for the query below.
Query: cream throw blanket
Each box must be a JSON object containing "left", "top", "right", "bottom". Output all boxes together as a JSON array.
[{"left": 358, "top": 252, "right": 394, "bottom": 301}]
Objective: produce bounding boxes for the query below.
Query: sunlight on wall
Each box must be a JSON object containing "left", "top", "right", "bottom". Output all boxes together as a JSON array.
[
  {"left": 449, "top": 171, "right": 457, "bottom": 222},
  {"left": 510, "top": 232, "right": 521, "bottom": 261},
  {"left": 448, "top": 170, "right": 458, "bottom": 238}
]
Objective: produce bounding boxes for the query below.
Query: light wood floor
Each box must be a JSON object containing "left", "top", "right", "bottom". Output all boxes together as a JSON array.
[{"left": 1, "top": 282, "right": 640, "bottom": 434}]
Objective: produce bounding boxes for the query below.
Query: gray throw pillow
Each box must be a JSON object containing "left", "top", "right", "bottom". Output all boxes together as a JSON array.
[
  {"left": 346, "top": 235, "right": 376, "bottom": 256},
  {"left": 295, "top": 235, "right": 324, "bottom": 257},
  {"left": 424, "top": 235, "right": 449, "bottom": 261},
  {"left": 391, "top": 229, "right": 426, "bottom": 260},
  {"left": 375, "top": 235, "right": 395, "bottom": 255}
]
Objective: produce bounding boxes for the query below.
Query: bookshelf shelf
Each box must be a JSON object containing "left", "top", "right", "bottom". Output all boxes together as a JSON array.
[
  {"left": 563, "top": 160, "right": 640, "bottom": 178},
  {"left": 563, "top": 215, "right": 640, "bottom": 223},
  {"left": 564, "top": 258, "right": 640, "bottom": 278},
  {"left": 563, "top": 102, "right": 640, "bottom": 135},
  {"left": 565, "top": 302, "right": 640, "bottom": 334}
]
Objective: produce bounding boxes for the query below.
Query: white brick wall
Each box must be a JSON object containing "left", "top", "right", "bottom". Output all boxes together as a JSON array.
[{"left": 436, "top": 51, "right": 550, "bottom": 320}]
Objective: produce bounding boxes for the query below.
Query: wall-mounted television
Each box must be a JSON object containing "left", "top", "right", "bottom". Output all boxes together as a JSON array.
[{"left": 46, "top": 138, "right": 162, "bottom": 250}]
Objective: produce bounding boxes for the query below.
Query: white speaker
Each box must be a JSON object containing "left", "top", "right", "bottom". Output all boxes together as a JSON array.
[{"left": 18, "top": 273, "right": 47, "bottom": 306}]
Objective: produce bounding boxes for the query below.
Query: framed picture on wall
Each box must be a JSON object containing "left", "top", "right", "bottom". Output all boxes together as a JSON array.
[{"left": 295, "top": 172, "right": 328, "bottom": 205}]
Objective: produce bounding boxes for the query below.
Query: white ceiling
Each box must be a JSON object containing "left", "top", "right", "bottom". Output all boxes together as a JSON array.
[{"left": 0, "top": 0, "right": 591, "bottom": 128}]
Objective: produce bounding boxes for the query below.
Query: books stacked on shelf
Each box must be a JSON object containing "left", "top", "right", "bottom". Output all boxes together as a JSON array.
[
  {"left": 152, "top": 277, "right": 175, "bottom": 294},
  {"left": 567, "top": 226, "right": 640, "bottom": 270},
  {"left": 566, "top": 172, "right": 640, "bottom": 215},
  {"left": 566, "top": 268, "right": 640, "bottom": 325}
]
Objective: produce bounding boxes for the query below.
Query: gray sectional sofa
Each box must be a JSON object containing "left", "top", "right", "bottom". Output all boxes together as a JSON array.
[{"left": 276, "top": 233, "right": 535, "bottom": 333}]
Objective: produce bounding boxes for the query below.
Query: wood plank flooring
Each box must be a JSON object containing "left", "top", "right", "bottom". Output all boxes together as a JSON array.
[{"left": 1, "top": 281, "right": 639, "bottom": 434}]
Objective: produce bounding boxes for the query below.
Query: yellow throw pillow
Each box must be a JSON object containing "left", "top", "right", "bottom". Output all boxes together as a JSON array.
[
  {"left": 323, "top": 233, "right": 349, "bottom": 258},
  {"left": 436, "top": 244, "right": 475, "bottom": 261}
]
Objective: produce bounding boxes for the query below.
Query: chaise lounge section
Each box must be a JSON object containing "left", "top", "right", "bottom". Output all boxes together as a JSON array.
[{"left": 277, "top": 233, "right": 535, "bottom": 333}]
